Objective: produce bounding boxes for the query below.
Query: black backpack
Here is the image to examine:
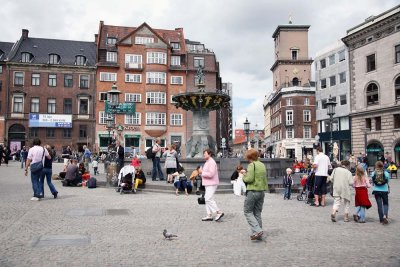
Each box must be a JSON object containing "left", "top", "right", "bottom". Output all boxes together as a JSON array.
[
  {"left": 372, "top": 170, "right": 387, "bottom": 186},
  {"left": 87, "top": 177, "right": 97, "bottom": 188},
  {"left": 146, "top": 147, "right": 155, "bottom": 159}
]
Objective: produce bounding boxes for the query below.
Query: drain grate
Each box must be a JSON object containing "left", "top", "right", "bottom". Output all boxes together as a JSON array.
[
  {"left": 65, "top": 208, "right": 104, "bottom": 216},
  {"left": 105, "top": 209, "right": 130, "bottom": 216},
  {"left": 32, "top": 235, "right": 91, "bottom": 247}
]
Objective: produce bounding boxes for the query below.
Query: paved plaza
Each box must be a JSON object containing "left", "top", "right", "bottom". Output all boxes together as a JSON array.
[{"left": 0, "top": 161, "right": 399, "bottom": 267}]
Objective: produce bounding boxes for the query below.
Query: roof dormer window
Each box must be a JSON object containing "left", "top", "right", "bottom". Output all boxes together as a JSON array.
[
  {"left": 49, "top": 54, "right": 60, "bottom": 64},
  {"left": 107, "top": 37, "right": 117, "bottom": 45},
  {"left": 75, "top": 55, "right": 86, "bottom": 66},
  {"left": 21, "top": 52, "right": 33, "bottom": 63},
  {"left": 170, "top": 42, "right": 180, "bottom": 50}
]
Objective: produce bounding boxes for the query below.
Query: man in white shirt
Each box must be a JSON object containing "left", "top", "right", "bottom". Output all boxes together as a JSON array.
[{"left": 312, "top": 146, "right": 331, "bottom": 207}]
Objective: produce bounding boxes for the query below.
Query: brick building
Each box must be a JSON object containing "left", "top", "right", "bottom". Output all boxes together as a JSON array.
[
  {"left": 5, "top": 29, "right": 96, "bottom": 152},
  {"left": 264, "top": 23, "right": 317, "bottom": 160},
  {"left": 0, "top": 42, "right": 14, "bottom": 145},
  {"left": 95, "top": 22, "right": 222, "bottom": 156}
]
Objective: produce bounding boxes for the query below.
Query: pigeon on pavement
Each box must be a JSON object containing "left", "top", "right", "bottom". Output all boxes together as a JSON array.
[{"left": 163, "top": 229, "right": 178, "bottom": 239}]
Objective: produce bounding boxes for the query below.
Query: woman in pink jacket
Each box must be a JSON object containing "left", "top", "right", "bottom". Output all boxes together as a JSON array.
[{"left": 199, "top": 149, "right": 224, "bottom": 222}]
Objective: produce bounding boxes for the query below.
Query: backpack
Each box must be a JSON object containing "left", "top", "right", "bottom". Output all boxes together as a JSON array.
[
  {"left": 87, "top": 177, "right": 97, "bottom": 188},
  {"left": 372, "top": 169, "right": 387, "bottom": 186},
  {"left": 146, "top": 147, "right": 155, "bottom": 159}
]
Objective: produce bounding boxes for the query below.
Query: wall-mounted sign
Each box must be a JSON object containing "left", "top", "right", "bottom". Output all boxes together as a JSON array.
[{"left": 29, "top": 114, "right": 72, "bottom": 128}]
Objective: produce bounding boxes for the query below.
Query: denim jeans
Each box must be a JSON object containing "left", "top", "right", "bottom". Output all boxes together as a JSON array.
[
  {"left": 40, "top": 168, "right": 58, "bottom": 196},
  {"left": 284, "top": 186, "right": 291, "bottom": 199},
  {"left": 244, "top": 191, "right": 265, "bottom": 235},
  {"left": 152, "top": 157, "right": 164, "bottom": 180},
  {"left": 21, "top": 158, "right": 26, "bottom": 169},
  {"left": 355, "top": 206, "right": 366, "bottom": 221},
  {"left": 374, "top": 191, "right": 389, "bottom": 221},
  {"left": 30, "top": 170, "right": 42, "bottom": 198}
]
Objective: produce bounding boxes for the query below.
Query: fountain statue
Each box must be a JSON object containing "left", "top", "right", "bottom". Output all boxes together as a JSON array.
[{"left": 172, "top": 66, "right": 230, "bottom": 158}]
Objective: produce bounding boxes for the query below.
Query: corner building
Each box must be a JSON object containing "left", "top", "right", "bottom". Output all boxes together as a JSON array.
[{"left": 0, "top": 42, "right": 14, "bottom": 144}]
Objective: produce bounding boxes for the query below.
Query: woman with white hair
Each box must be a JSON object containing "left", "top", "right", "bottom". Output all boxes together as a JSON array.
[{"left": 282, "top": 168, "right": 294, "bottom": 200}]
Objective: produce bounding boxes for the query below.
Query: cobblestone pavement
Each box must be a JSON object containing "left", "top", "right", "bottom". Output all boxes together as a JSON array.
[{"left": 0, "top": 161, "right": 399, "bottom": 267}]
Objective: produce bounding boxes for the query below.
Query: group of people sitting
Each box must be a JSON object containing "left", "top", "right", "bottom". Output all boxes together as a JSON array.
[{"left": 60, "top": 159, "right": 88, "bottom": 187}]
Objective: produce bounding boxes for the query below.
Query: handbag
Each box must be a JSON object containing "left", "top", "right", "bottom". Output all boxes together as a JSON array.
[
  {"left": 30, "top": 148, "right": 45, "bottom": 173},
  {"left": 197, "top": 196, "right": 205, "bottom": 205}
]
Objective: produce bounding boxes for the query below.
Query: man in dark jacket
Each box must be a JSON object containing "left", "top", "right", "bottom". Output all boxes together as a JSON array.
[
  {"left": 116, "top": 141, "right": 125, "bottom": 172},
  {"left": 21, "top": 146, "right": 29, "bottom": 169}
]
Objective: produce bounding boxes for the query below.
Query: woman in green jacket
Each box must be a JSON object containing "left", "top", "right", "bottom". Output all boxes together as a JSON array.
[{"left": 241, "top": 148, "right": 268, "bottom": 240}]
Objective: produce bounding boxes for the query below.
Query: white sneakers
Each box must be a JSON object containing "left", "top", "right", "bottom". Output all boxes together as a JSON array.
[
  {"left": 30, "top": 197, "right": 40, "bottom": 201},
  {"left": 215, "top": 212, "right": 224, "bottom": 222}
]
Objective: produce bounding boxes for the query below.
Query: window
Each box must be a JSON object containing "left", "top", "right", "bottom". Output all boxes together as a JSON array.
[
  {"left": 47, "top": 99, "right": 56, "bottom": 113},
  {"left": 0, "top": 66, "right": 2, "bottom": 73},
  {"left": 339, "top": 72, "right": 346, "bottom": 83},
  {"left": 29, "top": 128, "right": 38, "bottom": 138},
  {"left": 21, "top": 52, "right": 32, "bottom": 63},
  {"left": 303, "top": 110, "right": 311, "bottom": 122},
  {"left": 79, "top": 125, "right": 87, "bottom": 138},
  {"left": 14, "top": 72, "right": 24, "bottom": 86},
  {"left": 320, "top": 78, "right": 326, "bottom": 89},
  {"left": 79, "top": 75, "right": 89, "bottom": 89},
  {"left": 366, "top": 83, "right": 379, "bottom": 105},
  {"left": 170, "top": 42, "right": 180, "bottom": 50},
  {"left": 125, "top": 74, "right": 141, "bottom": 83},
  {"left": 304, "top": 126, "right": 311, "bottom": 139},
  {"left": 48, "top": 74, "right": 57, "bottom": 87},
  {"left": 100, "top": 72, "right": 117, "bottom": 82},
  {"left": 286, "top": 98, "right": 292, "bottom": 106},
  {"left": 63, "top": 128, "right": 71, "bottom": 138},
  {"left": 171, "top": 95, "right": 177, "bottom": 104},
  {"left": 64, "top": 74, "right": 73, "bottom": 87},
  {"left": 366, "top": 54, "right": 376, "bottom": 72},
  {"left": 329, "top": 54, "right": 335, "bottom": 65},
  {"left": 286, "top": 110, "right": 293, "bottom": 125},
  {"left": 125, "top": 54, "right": 142, "bottom": 68},
  {"left": 107, "top": 37, "right": 117, "bottom": 45},
  {"left": 64, "top": 99, "right": 72, "bottom": 114},
  {"left": 320, "top": 59, "right": 326, "bottom": 69},
  {"left": 146, "top": 72, "right": 166, "bottom": 84},
  {"left": 106, "top": 52, "right": 117, "bottom": 63},
  {"left": 304, "top": 98, "right": 310, "bottom": 105},
  {"left": 125, "top": 93, "right": 141, "bottom": 102},
  {"left": 170, "top": 113, "right": 183, "bottom": 126},
  {"left": 321, "top": 99, "right": 327, "bottom": 109},
  {"left": 394, "top": 114, "right": 400, "bottom": 129},
  {"left": 125, "top": 113, "right": 141, "bottom": 125},
  {"left": 31, "top": 98, "right": 39, "bottom": 113},
  {"left": 49, "top": 54, "right": 60, "bottom": 64},
  {"left": 76, "top": 56, "right": 86, "bottom": 66},
  {"left": 12, "top": 94, "right": 24, "bottom": 112},
  {"left": 146, "top": 112, "right": 166, "bottom": 125},
  {"left": 146, "top": 92, "right": 166, "bottom": 104},
  {"left": 375, "top": 117, "right": 381, "bottom": 131},
  {"left": 366, "top": 118, "right": 371, "bottom": 130},
  {"left": 147, "top": 52, "right": 167, "bottom": 64},
  {"left": 135, "top": 36, "right": 154, "bottom": 44},
  {"left": 286, "top": 127, "right": 294, "bottom": 139},
  {"left": 338, "top": 50, "right": 345, "bottom": 62},
  {"left": 171, "top": 76, "right": 183, "bottom": 84},
  {"left": 396, "top": 45, "right": 400, "bottom": 64},
  {"left": 340, "top": 117, "right": 350, "bottom": 130},
  {"left": 291, "top": 50, "right": 298, "bottom": 60},
  {"left": 79, "top": 99, "right": 88, "bottom": 114},
  {"left": 171, "top": 56, "right": 181, "bottom": 66},
  {"left": 98, "top": 111, "right": 114, "bottom": 124},
  {"left": 395, "top": 77, "right": 400, "bottom": 100},
  {"left": 330, "top": 75, "right": 336, "bottom": 87},
  {"left": 99, "top": 93, "right": 108, "bottom": 102},
  {"left": 31, "top": 74, "right": 40, "bottom": 86},
  {"left": 194, "top": 57, "right": 204, "bottom": 68},
  {"left": 339, "top": 95, "right": 347, "bottom": 105},
  {"left": 46, "top": 128, "right": 55, "bottom": 138}
]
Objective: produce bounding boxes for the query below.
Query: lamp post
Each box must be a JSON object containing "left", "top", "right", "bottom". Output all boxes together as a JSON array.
[
  {"left": 244, "top": 118, "right": 250, "bottom": 149},
  {"left": 326, "top": 95, "right": 337, "bottom": 161},
  {"left": 106, "top": 118, "right": 115, "bottom": 147},
  {"left": 302, "top": 140, "right": 306, "bottom": 161},
  {"left": 106, "top": 83, "right": 122, "bottom": 148}
]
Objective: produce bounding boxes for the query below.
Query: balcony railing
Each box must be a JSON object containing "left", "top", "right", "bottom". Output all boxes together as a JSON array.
[{"left": 125, "top": 62, "right": 143, "bottom": 70}]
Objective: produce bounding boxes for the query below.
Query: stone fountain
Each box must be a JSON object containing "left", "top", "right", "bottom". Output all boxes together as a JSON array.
[{"left": 172, "top": 67, "right": 230, "bottom": 158}]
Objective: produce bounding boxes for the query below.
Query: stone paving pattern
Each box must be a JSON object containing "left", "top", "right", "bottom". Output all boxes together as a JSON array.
[{"left": 0, "top": 161, "right": 399, "bottom": 266}]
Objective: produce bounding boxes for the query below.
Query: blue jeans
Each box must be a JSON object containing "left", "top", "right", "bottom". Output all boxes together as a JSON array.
[
  {"left": 284, "top": 186, "right": 291, "bottom": 199},
  {"left": 152, "top": 157, "right": 164, "bottom": 180},
  {"left": 21, "top": 158, "right": 26, "bottom": 169},
  {"left": 40, "top": 168, "right": 58, "bottom": 196},
  {"left": 30, "top": 170, "right": 42, "bottom": 198},
  {"left": 355, "top": 206, "right": 366, "bottom": 221},
  {"left": 374, "top": 191, "right": 389, "bottom": 222}
]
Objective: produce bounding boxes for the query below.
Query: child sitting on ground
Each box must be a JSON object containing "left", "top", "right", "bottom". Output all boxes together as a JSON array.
[{"left": 172, "top": 166, "right": 189, "bottom": 196}]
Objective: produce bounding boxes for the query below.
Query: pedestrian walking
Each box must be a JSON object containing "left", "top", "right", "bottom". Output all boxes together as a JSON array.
[
  {"left": 116, "top": 141, "right": 125, "bottom": 172},
  {"left": 83, "top": 145, "right": 92, "bottom": 171},
  {"left": 371, "top": 161, "right": 391, "bottom": 225},
  {"left": 199, "top": 149, "right": 224, "bottom": 222},
  {"left": 242, "top": 148, "right": 268, "bottom": 240},
  {"left": 3, "top": 146, "right": 10, "bottom": 167},
  {"left": 24, "top": 138, "right": 51, "bottom": 201},
  {"left": 39, "top": 145, "right": 58, "bottom": 199},
  {"left": 312, "top": 146, "right": 331, "bottom": 207},
  {"left": 20, "top": 146, "right": 28, "bottom": 169},
  {"left": 328, "top": 160, "right": 353, "bottom": 222},
  {"left": 163, "top": 144, "right": 178, "bottom": 183},
  {"left": 353, "top": 165, "right": 372, "bottom": 223},
  {"left": 151, "top": 138, "right": 164, "bottom": 181}
]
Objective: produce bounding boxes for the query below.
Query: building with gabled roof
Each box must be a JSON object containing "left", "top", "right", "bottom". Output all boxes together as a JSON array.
[{"left": 0, "top": 41, "right": 14, "bottom": 144}]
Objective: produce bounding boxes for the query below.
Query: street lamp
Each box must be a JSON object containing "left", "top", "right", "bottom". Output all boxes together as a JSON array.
[
  {"left": 107, "top": 83, "right": 121, "bottom": 106},
  {"left": 106, "top": 117, "right": 115, "bottom": 147},
  {"left": 326, "top": 95, "right": 337, "bottom": 161},
  {"left": 302, "top": 139, "right": 306, "bottom": 161},
  {"left": 244, "top": 118, "right": 250, "bottom": 148}
]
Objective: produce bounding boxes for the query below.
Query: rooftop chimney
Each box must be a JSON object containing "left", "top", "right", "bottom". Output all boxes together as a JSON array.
[
  {"left": 94, "top": 34, "right": 98, "bottom": 43},
  {"left": 22, "top": 29, "right": 29, "bottom": 39}
]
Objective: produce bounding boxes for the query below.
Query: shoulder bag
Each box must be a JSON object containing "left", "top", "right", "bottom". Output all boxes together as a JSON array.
[{"left": 30, "top": 148, "right": 45, "bottom": 173}]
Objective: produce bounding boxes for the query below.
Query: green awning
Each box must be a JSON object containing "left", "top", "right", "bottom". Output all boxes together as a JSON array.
[
  {"left": 395, "top": 146, "right": 400, "bottom": 152},
  {"left": 125, "top": 134, "right": 141, "bottom": 138},
  {"left": 99, "top": 134, "right": 110, "bottom": 138}
]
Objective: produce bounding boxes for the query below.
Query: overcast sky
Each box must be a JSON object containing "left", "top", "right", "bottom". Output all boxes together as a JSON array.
[{"left": 1, "top": 0, "right": 398, "bottom": 131}]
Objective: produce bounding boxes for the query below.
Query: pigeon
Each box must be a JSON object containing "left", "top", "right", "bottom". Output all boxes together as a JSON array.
[{"left": 163, "top": 229, "right": 178, "bottom": 240}]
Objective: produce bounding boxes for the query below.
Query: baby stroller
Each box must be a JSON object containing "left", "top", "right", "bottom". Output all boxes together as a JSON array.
[
  {"left": 116, "top": 165, "right": 135, "bottom": 194},
  {"left": 297, "top": 171, "right": 315, "bottom": 204}
]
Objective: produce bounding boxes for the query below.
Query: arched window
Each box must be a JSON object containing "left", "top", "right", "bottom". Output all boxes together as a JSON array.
[
  {"left": 366, "top": 82, "right": 379, "bottom": 106},
  {"left": 292, "top": 77, "right": 299, "bottom": 86},
  {"left": 395, "top": 76, "right": 400, "bottom": 100}
]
